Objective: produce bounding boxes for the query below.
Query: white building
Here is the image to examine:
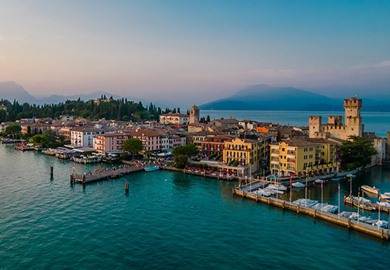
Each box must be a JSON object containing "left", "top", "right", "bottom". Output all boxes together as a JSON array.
[
  {"left": 70, "top": 127, "right": 107, "bottom": 148},
  {"left": 159, "top": 113, "right": 189, "bottom": 125}
]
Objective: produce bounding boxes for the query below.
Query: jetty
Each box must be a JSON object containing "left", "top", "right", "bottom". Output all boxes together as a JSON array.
[
  {"left": 71, "top": 165, "right": 144, "bottom": 184},
  {"left": 233, "top": 183, "right": 389, "bottom": 241}
]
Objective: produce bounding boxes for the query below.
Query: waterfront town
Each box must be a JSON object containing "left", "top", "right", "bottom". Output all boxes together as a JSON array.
[
  {"left": 1, "top": 97, "right": 389, "bottom": 178},
  {"left": 2, "top": 96, "right": 390, "bottom": 239}
]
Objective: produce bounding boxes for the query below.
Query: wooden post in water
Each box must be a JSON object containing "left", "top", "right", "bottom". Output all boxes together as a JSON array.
[
  {"left": 125, "top": 182, "right": 129, "bottom": 193},
  {"left": 50, "top": 166, "right": 53, "bottom": 180}
]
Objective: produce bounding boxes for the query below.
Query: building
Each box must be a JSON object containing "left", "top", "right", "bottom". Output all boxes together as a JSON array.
[
  {"left": 159, "top": 113, "right": 189, "bottom": 125},
  {"left": 189, "top": 105, "right": 199, "bottom": 124},
  {"left": 270, "top": 138, "right": 338, "bottom": 178},
  {"left": 0, "top": 122, "right": 17, "bottom": 132},
  {"left": 239, "top": 120, "right": 257, "bottom": 130},
  {"left": 223, "top": 137, "right": 265, "bottom": 173},
  {"left": 372, "top": 137, "right": 386, "bottom": 166},
  {"left": 70, "top": 127, "right": 107, "bottom": 148},
  {"left": 309, "top": 97, "right": 364, "bottom": 140},
  {"left": 21, "top": 123, "right": 51, "bottom": 135},
  {"left": 128, "top": 128, "right": 164, "bottom": 152},
  {"left": 161, "top": 133, "right": 186, "bottom": 151},
  {"left": 200, "top": 135, "right": 232, "bottom": 157},
  {"left": 93, "top": 133, "right": 131, "bottom": 154}
]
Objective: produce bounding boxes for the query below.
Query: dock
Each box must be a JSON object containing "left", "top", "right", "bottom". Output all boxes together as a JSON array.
[
  {"left": 233, "top": 185, "right": 389, "bottom": 241},
  {"left": 71, "top": 165, "right": 144, "bottom": 184}
]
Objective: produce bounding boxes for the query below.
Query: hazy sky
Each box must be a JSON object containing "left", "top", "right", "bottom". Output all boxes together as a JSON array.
[{"left": 1, "top": 0, "right": 390, "bottom": 106}]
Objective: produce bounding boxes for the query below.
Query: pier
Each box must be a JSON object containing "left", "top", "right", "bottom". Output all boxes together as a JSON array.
[
  {"left": 70, "top": 165, "right": 144, "bottom": 184},
  {"left": 233, "top": 184, "right": 389, "bottom": 241}
]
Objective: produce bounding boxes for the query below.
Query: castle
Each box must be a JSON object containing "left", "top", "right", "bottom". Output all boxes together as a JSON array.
[{"left": 309, "top": 97, "right": 364, "bottom": 140}]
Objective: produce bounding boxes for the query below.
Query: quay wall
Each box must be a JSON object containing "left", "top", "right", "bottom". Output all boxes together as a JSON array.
[{"left": 234, "top": 189, "right": 389, "bottom": 241}]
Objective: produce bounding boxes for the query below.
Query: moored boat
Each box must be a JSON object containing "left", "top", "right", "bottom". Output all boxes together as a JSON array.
[
  {"left": 379, "top": 192, "right": 390, "bottom": 202},
  {"left": 267, "top": 184, "right": 287, "bottom": 191},
  {"left": 292, "top": 182, "right": 305, "bottom": 188},
  {"left": 361, "top": 185, "right": 379, "bottom": 196}
]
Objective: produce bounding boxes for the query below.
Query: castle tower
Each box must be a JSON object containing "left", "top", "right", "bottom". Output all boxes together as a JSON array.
[
  {"left": 189, "top": 105, "right": 199, "bottom": 124},
  {"left": 344, "top": 97, "right": 363, "bottom": 137},
  {"left": 308, "top": 116, "right": 322, "bottom": 138}
]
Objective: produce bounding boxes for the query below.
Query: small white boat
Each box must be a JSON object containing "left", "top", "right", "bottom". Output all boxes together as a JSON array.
[
  {"left": 144, "top": 165, "right": 160, "bottom": 172},
  {"left": 264, "top": 188, "right": 284, "bottom": 195},
  {"left": 361, "top": 185, "right": 379, "bottom": 196},
  {"left": 255, "top": 188, "right": 272, "bottom": 197},
  {"left": 379, "top": 192, "right": 390, "bottom": 202},
  {"left": 320, "top": 204, "right": 338, "bottom": 213},
  {"left": 312, "top": 203, "right": 328, "bottom": 210},
  {"left": 267, "top": 184, "right": 287, "bottom": 191},
  {"left": 292, "top": 199, "right": 318, "bottom": 207},
  {"left": 372, "top": 220, "right": 389, "bottom": 229},
  {"left": 292, "top": 182, "right": 305, "bottom": 188}
]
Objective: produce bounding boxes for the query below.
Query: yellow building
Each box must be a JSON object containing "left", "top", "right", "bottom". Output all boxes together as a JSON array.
[
  {"left": 223, "top": 137, "right": 265, "bottom": 173},
  {"left": 270, "top": 138, "right": 338, "bottom": 178}
]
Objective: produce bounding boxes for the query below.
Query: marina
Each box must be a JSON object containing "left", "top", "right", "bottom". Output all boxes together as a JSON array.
[{"left": 233, "top": 183, "right": 390, "bottom": 240}]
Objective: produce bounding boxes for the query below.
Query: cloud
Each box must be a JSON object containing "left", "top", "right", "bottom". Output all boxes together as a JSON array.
[{"left": 351, "top": 59, "right": 390, "bottom": 70}]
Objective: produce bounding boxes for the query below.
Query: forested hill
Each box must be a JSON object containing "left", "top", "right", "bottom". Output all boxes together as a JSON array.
[{"left": 0, "top": 97, "right": 173, "bottom": 122}]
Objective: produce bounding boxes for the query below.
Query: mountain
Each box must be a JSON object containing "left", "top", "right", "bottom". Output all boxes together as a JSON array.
[
  {"left": 0, "top": 82, "right": 144, "bottom": 105},
  {"left": 38, "top": 91, "right": 127, "bottom": 104},
  {"left": 0, "top": 81, "right": 39, "bottom": 104},
  {"left": 199, "top": 84, "right": 343, "bottom": 111}
]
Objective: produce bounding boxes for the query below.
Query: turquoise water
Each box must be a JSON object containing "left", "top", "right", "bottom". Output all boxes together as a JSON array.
[
  {"left": 201, "top": 110, "right": 390, "bottom": 137},
  {"left": 1, "top": 144, "right": 390, "bottom": 269}
]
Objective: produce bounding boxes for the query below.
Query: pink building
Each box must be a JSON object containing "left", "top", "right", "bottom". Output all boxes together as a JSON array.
[
  {"left": 128, "top": 128, "right": 164, "bottom": 152},
  {"left": 93, "top": 133, "right": 131, "bottom": 154}
]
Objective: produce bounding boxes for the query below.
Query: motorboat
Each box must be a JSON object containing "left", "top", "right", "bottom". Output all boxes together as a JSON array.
[
  {"left": 254, "top": 188, "right": 272, "bottom": 197},
  {"left": 361, "top": 185, "right": 379, "bottom": 196},
  {"left": 292, "top": 199, "right": 318, "bottom": 207},
  {"left": 264, "top": 188, "right": 284, "bottom": 195},
  {"left": 311, "top": 203, "right": 328, "bottom": 210},
  {"left": 292, "top": 182, "right": 305, "bottom": 188},
  {"left": 379, "top": 192, "right": 390, "bottom": 202},
  {"left": 372, "top": 220, "right": 389, "bottom": 229},
  {"left": 320, "top": 204, "right": 338, "bottom": 213},
  {"left": 267, "top": 184, "right": 287, "bottom": 191}
]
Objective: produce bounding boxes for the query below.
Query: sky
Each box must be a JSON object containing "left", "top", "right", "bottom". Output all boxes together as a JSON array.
[{"left": 1, "top": 0, "right": 390, "bottom": 106}]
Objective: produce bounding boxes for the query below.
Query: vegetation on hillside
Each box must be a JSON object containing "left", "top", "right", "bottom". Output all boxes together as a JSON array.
[{"left": 0, "top": 96, "right": 168, "bottom": 122}]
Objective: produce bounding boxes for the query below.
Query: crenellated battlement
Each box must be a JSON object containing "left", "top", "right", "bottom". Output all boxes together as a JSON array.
[
  {"left": 309, "top": 97, "right": 363, "bottom": 140},
  {"left": 344, "top": 97, "right": 362, "bottom": 108},
  {"left": 328, "top": 115, "right": 342, "bottom": 125}
]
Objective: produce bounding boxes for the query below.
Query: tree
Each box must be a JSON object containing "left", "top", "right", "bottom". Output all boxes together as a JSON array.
[
  {"left": 172, "top": 144, "right": 199, "bottom": 168},
  {"left": 339, "top": 136, "right": 377, "bottom": 170},
  {"left": 31, "top": 134, "right": 45, "bottom": 145},
  {"left": 122, "top": 138, "right": 143, "bottom": 156},
  {"left": 5, "top": 124, "right": 21, "bottom": 138}
]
